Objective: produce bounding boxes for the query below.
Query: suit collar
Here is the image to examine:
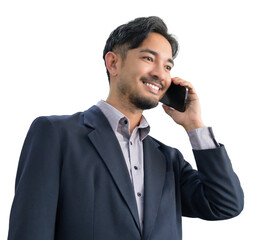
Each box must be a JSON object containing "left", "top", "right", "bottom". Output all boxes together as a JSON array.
[
  {"left": 83, "top": 105, "right": 101, "bottom": 129},
  {"left": 84, "top": 105, "right": 142, "bottom": 233}
]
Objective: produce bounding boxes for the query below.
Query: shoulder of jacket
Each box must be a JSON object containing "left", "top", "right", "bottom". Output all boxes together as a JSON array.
[{"left": 30, "top": 110, "right": 84, "bottom": 130}]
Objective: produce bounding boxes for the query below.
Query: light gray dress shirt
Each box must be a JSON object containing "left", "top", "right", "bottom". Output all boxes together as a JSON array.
[{"left": 96, "top": 100, "right": 219, "bottom": 230}]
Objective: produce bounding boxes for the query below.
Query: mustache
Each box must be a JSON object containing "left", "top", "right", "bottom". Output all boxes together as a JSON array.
[{"left": 140, "top": 77, "right": 164, "bottom": 90}]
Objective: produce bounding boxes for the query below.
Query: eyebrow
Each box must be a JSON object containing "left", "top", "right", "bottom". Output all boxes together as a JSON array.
[{"left": 139, "top": 48, "right": 174, "bottom": 66}]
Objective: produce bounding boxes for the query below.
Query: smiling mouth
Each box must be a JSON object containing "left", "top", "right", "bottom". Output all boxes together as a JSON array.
[
  {"left": 141, "top": 78, "right": 163, "bottom": 95},
  {"left": 143, "top": 82, "right": 160, "bottom": 91}
]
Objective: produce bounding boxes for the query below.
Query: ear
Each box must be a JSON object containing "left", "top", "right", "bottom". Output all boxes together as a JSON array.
[{"left": 105, "top": 52, "right": 121, "bottom": 77}]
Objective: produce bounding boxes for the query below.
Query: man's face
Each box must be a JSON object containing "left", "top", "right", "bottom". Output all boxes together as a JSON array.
[{"left": 115, "top": 32, "right": 173, "bottom": 110}]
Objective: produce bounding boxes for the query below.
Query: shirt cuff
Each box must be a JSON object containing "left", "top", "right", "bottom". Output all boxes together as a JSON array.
[{"left": 187, "top": 127, "right": 220, "bottom": 150}]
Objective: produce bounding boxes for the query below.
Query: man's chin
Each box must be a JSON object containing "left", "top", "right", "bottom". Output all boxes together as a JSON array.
[{"left": 130, "top": 95, "right": 159, "bottom": 110}]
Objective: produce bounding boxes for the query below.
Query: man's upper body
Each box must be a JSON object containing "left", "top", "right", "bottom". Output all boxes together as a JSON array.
[
  {"left": 8, "top": 16, "right": 244, "bottom": 240},
  {"left": 8, "top": 103, "right": 244, "bottom": 240}
]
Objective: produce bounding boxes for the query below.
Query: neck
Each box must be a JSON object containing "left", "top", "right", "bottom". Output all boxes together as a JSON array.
[{"left": 106, "top": 96, "right": 143, "bottom": 134}]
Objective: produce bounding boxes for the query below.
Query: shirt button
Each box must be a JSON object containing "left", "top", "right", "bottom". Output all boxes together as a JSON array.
[
  {"left": 134, "top": 166, "right": 138, "bottom": 170},
  {"left": 130, "top": 141, "right": 133, "bottom": 145},
  {"left": 137, "top": 192, "right": 142, "bottom": 197}
]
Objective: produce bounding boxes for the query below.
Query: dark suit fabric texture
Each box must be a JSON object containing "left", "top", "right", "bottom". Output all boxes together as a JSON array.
[{"left": 8, "top": 105, "right": 244, "bottom": 240}]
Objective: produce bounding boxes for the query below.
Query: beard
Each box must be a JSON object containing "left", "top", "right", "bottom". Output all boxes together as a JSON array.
[
  {"left": 117, "top": 78, "right": 159, "bottom": 110},
  {"left": 129, "top": 91, "right": 159, "bottom": 110}
]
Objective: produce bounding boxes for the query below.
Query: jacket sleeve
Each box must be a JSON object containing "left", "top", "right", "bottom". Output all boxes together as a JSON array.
[
  {"left": 179, "top": 144, "right": 244, "bottom": 220},
  {"left": 8, "top": 117, "right": 61, "bottom": 240}
]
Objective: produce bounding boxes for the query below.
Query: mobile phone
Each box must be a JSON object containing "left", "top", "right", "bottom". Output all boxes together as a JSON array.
[{"left": 159, "top": 83, "right": 188, "bottom": 112}]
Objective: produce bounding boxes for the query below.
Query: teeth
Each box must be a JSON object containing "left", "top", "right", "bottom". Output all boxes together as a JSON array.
[{"left": 144, "top": 82, "right": 159, "bottom": 91}]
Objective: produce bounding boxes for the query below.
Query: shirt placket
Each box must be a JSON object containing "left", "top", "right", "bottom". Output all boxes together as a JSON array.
[{"left": 129, "top": 129, "right": 144, "bottom": 228}]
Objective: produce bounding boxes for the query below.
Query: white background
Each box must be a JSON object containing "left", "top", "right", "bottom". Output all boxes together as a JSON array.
[{"left": 1, "top": 0, "right": 278, "bottom": 239}]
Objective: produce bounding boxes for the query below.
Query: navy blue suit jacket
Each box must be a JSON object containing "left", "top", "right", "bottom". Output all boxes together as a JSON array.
[{"left": 8, "top": 105, "right": 244, "bottom": 240}]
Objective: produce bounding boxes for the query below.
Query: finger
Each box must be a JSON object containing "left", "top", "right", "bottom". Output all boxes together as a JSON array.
[{"left": 171, "top": 77, "right": 194, "bottom": 89}]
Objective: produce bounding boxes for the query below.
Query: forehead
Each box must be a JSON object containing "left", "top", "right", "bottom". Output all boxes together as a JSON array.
[{"left": 136, "top": 33, "right": 173, "bottom": 58}]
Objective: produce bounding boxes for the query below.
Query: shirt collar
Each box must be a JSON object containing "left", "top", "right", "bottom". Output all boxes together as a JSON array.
[{"left": 96, "top": 100, "right": 150, "bottom": 141}]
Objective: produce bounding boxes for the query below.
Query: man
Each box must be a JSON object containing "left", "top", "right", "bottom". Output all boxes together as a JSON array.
[{"left": 8, "top": 16, "right": 244, "bottom": 240}]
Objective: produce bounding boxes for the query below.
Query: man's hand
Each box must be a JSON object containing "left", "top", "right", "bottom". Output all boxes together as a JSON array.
[{"left": 162, "top": 77, "right": 205, "bottom": 132}]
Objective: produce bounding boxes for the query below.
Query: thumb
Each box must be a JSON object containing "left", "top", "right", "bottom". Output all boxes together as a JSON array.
[{"left": 162, "top": 104, "right": 175, "bottom": 117}]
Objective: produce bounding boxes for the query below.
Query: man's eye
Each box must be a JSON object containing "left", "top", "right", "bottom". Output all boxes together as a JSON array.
[
  {"left": 165, "top": 65, "right": 172, "bottom": 71},
  {"left": 144, "top": 57, "right": 153, "bottom": 62}
]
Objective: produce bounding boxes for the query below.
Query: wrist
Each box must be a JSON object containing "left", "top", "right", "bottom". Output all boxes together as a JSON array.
[{"left": 183, "top": 121, "right": 205, "bottom": 132}]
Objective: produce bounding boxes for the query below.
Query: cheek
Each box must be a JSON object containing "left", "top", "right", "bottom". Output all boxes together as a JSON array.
[
  {"left": 165, "top": 77, "right": 172, "bottom": 90},
  {"left": 120, "top": 65, "right": 137, "bottom": 82},
  {"left": 124, "top": 62, "right": 144, "bottom": 78}
]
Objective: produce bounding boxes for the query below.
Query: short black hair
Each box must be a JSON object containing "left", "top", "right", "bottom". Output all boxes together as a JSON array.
[{"left": 103, "top": 16, "right": 179, "bottom": 81}]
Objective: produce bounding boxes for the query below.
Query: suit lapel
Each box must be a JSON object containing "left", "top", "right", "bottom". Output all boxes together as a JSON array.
[
  {"left": 84, "top": 106, "right": 141, "bottom": 233},
  {"left": 143, "top": 136, "right": 166, "bottom": 240}
]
